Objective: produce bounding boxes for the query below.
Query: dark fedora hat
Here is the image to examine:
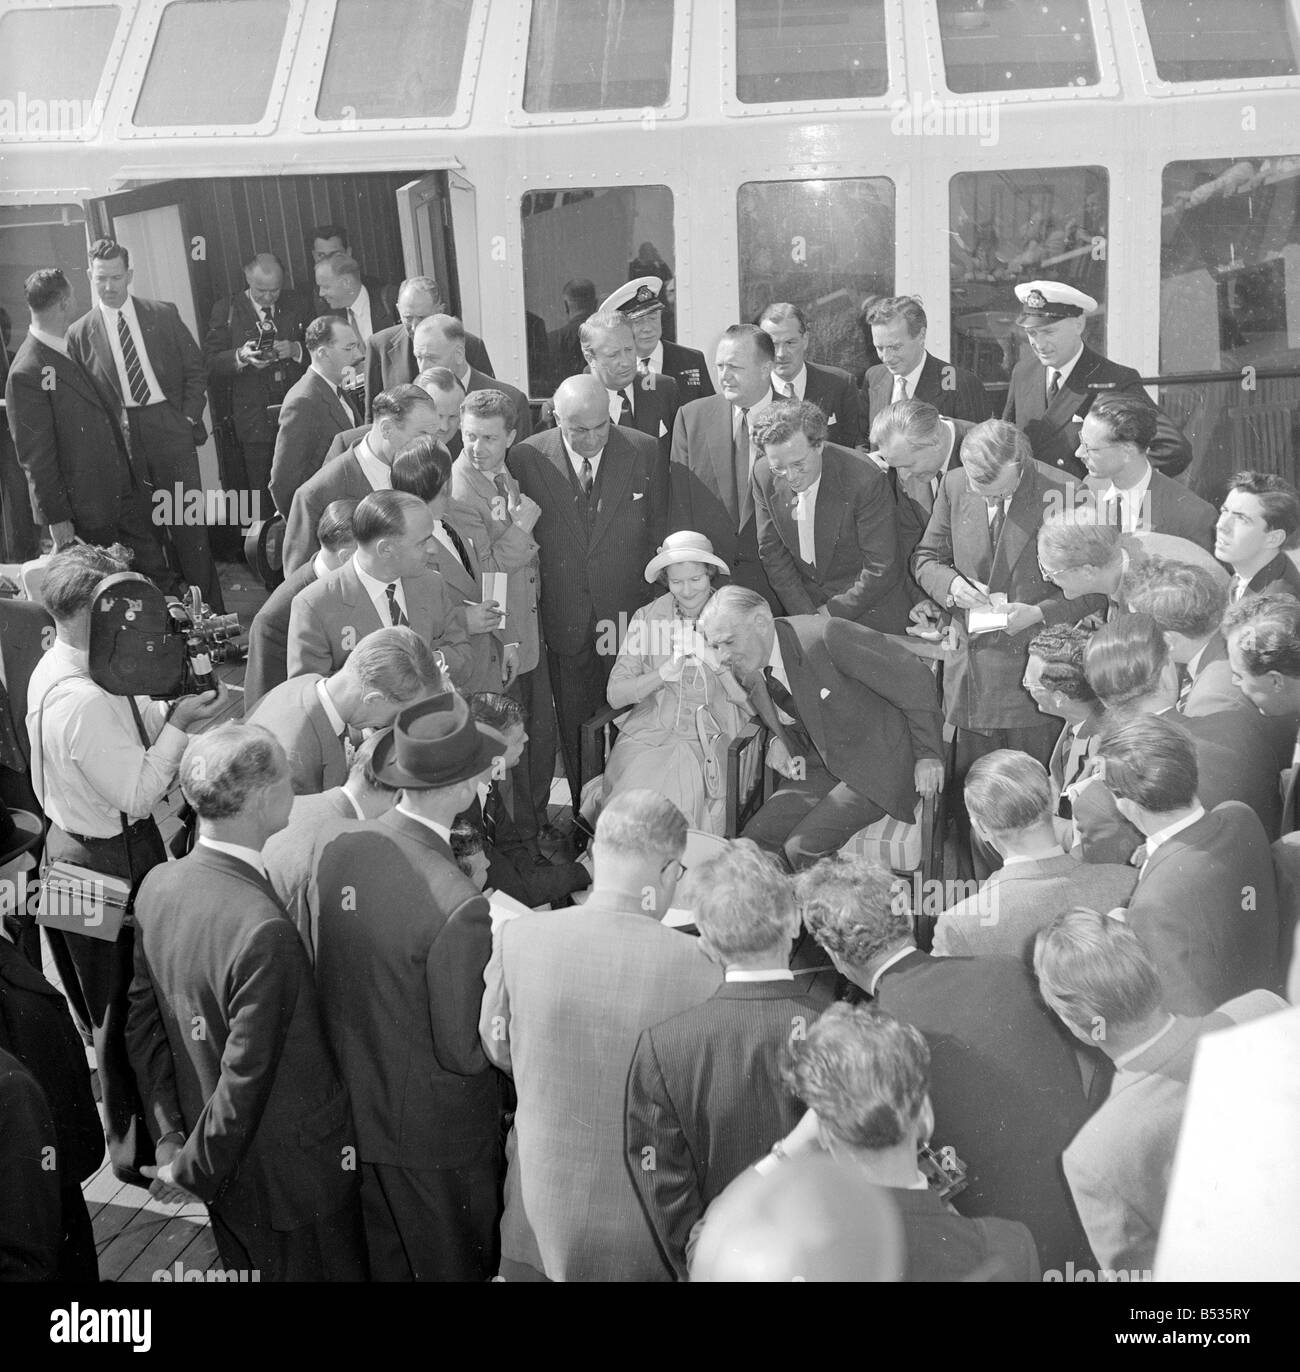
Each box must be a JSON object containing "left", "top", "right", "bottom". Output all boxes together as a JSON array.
[
  {"left": 0, "top": 803, "right": 42, "bottom": 867},
  {"left": 369, "top": 691, "right": 505, "bottom": 791}
]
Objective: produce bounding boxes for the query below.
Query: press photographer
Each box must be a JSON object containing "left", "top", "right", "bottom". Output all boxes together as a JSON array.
[{"left": 25, "top": 541, "right": 229, "bottom": 1187}]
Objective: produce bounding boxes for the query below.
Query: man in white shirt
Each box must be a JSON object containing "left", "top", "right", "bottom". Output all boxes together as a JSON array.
[
  {"left": 599, "top": 275, "right": 715, "bottom": 404},
  {"left": 579, "top": 311, "right": 679, "bottom": 458},
  {"left": 26, "top": 543, "right": 228, "bottom": 1185},
  {"left": 414, "top": 313, "right": 532, "bottom": 448},
  {"left": 758, "top": 302, "right": 861, "bottom": 447},
  {"left": 315, "top": 254, "right": 376, "bottom": 346}
]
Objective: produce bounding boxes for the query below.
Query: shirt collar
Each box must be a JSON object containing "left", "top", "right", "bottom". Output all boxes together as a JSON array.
[
  {"left": 314, "top": 677, "right": 347, "bottom": 738},
  {"left": 97, "top": 295, "right": 135, "bottom": 325},
  {"left": 352, "top": 555, "right": 400, "bottom": 603},
  {"left": 1001, "top": 846, "right": 1067, "bottom": 868},
  {"left": 1143, "top": 803, "right": 1206, "bottom": 862},
  {"left": 725, "top": 967, "right": 796, "bottom": 982},
  {"left": 1114, "top": 1014, "right": 1179, "bottom": 1070},
  {"left": 1052, "top": 347, "right": 1085, "bottom": 386},
  {"left": 28, "top": 324, "right": 68, "bottom": 355},
  {"left": 341, "top": 787, "right": 366, "bottom": 820},
  {"left": 867, "top": 944, "right": 916, "bottom": 996},
  {"left": 310, "top": 362, "right": 344, "bottom": 394},
  {"left": 312, "top": 549, "right": 334, "bottom": 581},
  {"left": 897, "top": 356, "right": 927, "bottom": 395},
  {"left": 395, "top": 802, "right": 451, "bottom": 846},
  {"left": 796, "top": 475, "right": 822, "bottom": 507},
  {"left": 561, "top": 431, "right": 603, "bottom": 470},
  {"left": 645, "top": 341, "right": 664, "bottom": 373},
  {"left": 737, "top": 393, "right": 773, "bottom": 428},
  {"left": 353, "top": 434, "right": 393, "bottom": 489},
  {"left": 457, "top": 363, "right": 473, "bottom": 390},
  {"left": 776, "top": 365, "right": 806, "bottom": 399},
  {"left": 197, "top": 835, "right": 267, "bottom": 879}
]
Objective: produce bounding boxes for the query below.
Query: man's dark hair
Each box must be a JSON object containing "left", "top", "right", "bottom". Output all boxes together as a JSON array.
[
  {"left": 563, "top": 278, "right": 597, "bottom": 311},
  {"left": 1095, "top": 713, "right": 1199, "bottom": 813},
  {"left": 470, "top": 692, "right": 526, "bottom": 733},
  {"left": 305, "top": 315, "right": 340, "bottom": 352},
  {"left": 351, "top": 490, "right": 425, "bottom": 546},
  {"left": 722, "top": 322, "right": 776, "bottom": 362},
  {"left": 1028, "top": 624, "right": 1099, "bottom": 704},
  {"left": 310, "top": 223, "right": 349, "bottom": 249},
  {"left": 371, "top": 384, "right": 438, "bottom": 425},
  {"left": 25, "top": 269, "right": 71, "bottom": 312},
  {"left": 88, "top": 238, "right": 129, "bottom": 270},
  {"left": 317, "top": 499, "right": 358, "bottom": 554},
  {"left": 758, "top": 302, "right": 809, "bottom": 334},
  {"left": 390, "top": 437, "right": 452, "bottom": 505},
  {"left": 1089, "top": 393, "right": 1158, "bottom": 451},
  {"left": 1227, "top": 470, "right": 1300, "bottom": 544}
]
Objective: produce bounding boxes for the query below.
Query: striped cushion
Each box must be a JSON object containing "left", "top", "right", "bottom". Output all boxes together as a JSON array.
[{"left": 841, "top": 798, "right": 924, "bottom": 871}]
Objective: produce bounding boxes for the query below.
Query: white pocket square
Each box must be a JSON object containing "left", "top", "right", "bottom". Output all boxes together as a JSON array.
[
  {"left": 632, "top": 492, "right": 645, "bottom": 500},
  {"left": 826, "top": 413, "right": 838, "bottom": 426},
  {"left": 820, "top": 687, "right": 830, "bottom": 699},
  {"left": 658, "top": 421, "right": 668, "bottom": 437}
]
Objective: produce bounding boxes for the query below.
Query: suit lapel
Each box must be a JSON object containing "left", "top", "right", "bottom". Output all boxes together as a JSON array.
[
  {"left": 772, "top": 472, "right": 800, "bottom": 559},
  {"left": 85, "top": 309, "right": 122, "bottom": 403},
  {"left": 812, "top": 454, "right": 842, "bottom": 569},
  {"left": 589, "top": 434, "right": 634, "bottom": 551},
  {"left": 869, "top": 368, "right": 890, "bottom": 421},
  {"left": 427, "top": 538, "right": 477, "bottom": 599},
  {"left": 537, "top": 434, "right": 589, "bottom": 544},
  {"left": 707, "top": 401, "right": 737, "bottom": 517},
  {"left": 990, "top": 468, "right": 1038, "bottom": 586},
  {"left": 916, "top": 353, "right": 942, "bottom": 405},
  {"left": 37, "top": 340, "right": 99, "bottom": 407},
  {"left": 304, "top": 682, "right": 344, "bottom": 766},
  {"left": 311, "top": 369, "right": 351, "bottom": 429},
  {"left": 775, "top": 617, "right": 827, "bottom": 758},
  {"left": 959, "top": 482, "right": 995, "bottom": 582},
  {"left": 1039, "top": 347, "right": 1097, "bottom": 436}
]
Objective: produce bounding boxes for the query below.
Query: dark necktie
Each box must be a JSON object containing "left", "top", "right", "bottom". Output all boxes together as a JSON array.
[
  {"left": 347, "top": 306, "right": 360, "bottom": 340},
  {"left": 261, "top": 305, "right": 273, "bottom": 325},
  {"left": 1047, "top": 369, "right": 1061, "bottom": 401},
  {"left": 385, "top": 582, "right": 408, "bottom": 627},
  {"left": 734, "top": 409, "right": 751, "bottom": 530},
  {"left": 337, "top": 384, "right": 359, "bottom": 425},
  {"left": 763, "top": 666, "right": 798, "bottom": 722},
  {"left": 117, "top": 312, "right": 151, "bottom": 405},
  {"left": 617, "top": 389, "right": 633, "bottom": 425},
  {"left": 492, "top": 472, "right": 511, "bottom": 519},
  {"left": 580, "top": 456, "right": 594, "bottom": 498},
  {"left": 441, "top": 521, "right": 473, "bottom": 578},
  {"left": 988, "top": 498, "right": 1007, "bottom": 550}
]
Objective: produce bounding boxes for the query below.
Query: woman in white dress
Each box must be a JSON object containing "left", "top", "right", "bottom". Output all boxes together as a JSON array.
[{"left": 603, "top": 532, "right": 751, "bottom": 833}]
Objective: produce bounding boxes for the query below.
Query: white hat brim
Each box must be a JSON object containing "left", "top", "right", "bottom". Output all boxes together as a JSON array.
[{"left": 644, "top": 549, "right": 730, "bottom": 582}]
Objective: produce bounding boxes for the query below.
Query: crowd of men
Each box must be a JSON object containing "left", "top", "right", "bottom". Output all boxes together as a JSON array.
[{"left": 1, "top": 238, "right": 1298, "bottom": 1281}]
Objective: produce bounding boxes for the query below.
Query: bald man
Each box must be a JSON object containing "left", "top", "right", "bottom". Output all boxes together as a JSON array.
[
  {"left": 414, "top": 314, "right": 531, "bottom": 453},
  {"left": 508, "top": 374, "right": 667, "bottom": 810},
  {"left": 204, "top": 252, "right": 307, "bottom": 504}
]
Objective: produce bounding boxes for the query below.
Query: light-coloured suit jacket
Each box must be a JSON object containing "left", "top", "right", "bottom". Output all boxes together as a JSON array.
[
  {"left": 1063, "top": 990, "right": 1285, "bottom": 1274},
  {"left": 426, "top": 504, "right": 506, "bottom": 694},
  {"left": 479, "top": 902, "right": 722, "bottom": 1281},
  {"left": 932, "top": 851, "right": 1137, "bottom": 959},
  {"left": 282, "top": 447, "right": 373, "bottom": 574},
  {"left": 262, "top": 788, "right": 359, "bottom": 960},
  {"left": 243, "top": 672, "right": 347, "bottom": 796},
  {"left": 286, "top": 555, "right": 473, "bottom": 688}
]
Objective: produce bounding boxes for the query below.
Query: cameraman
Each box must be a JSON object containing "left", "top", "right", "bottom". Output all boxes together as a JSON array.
[{"left": 25, "top": 542, "right": 228, "bottom": 1186}]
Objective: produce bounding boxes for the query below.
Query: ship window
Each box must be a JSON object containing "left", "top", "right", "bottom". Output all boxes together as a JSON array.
[
  {"left": 949, "top": 166, "right": 1109, "bottom": 385},
  {"left": 134, "top": 0, "right": 289, "bottom": 127},
  {"left": 1141, "top": 0, "right": 1298, "bottom": 82},
  {"left": 520, "top": 186, "right": 675, "bottom": 396},
  {"left": 0, "top": 206, "right": 91, "bottom": 362},
  {"left": 938, "top": 0, "right": 1098, "bottom": 93},
  {"left": 738, "top": 178, "right": 895, "bottom": 380},
  {"left": 523, "top": 0, "right": 673, "bottom": 113},
  {"left": 0, "top": 7, "right": 120, "bottom": 135},
  {"left": 735, "top": 0, "right": 889, "bottom": 104},
  {"left": 317, "top": 0, "right": 473, "bottom": 120}
]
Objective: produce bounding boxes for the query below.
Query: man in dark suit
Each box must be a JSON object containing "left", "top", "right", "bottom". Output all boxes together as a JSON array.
[
  {"left": 863, "top": 295, "right": 992, "bottom": 429},
  {"left": 0, "top": 597, "right": 51, "bottom": 817},
  {"left": 66, "top": 239, "right": 221, "bottom": 606},
  {"left": 364, "top": 274, "right": 493, "bottom": 417},
  {"left": 869, "top": 399, "right": 973, "bottom": 575},
  {"left": 247, "top": 624, "right": 443, "bottom": 794},
  {"left": 244, "top": 500, "right": 357, "bottom": 710},
  {"left": 509, "top": 374, "right": 667, "bottom": 811},
  {"left": 307, "top": 223, "right": 398, "bottom": 321},
  {"left": 0, "top": 914, "right": 103, "bottom": 1281},
  {"left": 1216, "top": 470, "right": 1300, "bottom": 604},
  {"left": 574, "top": 311, "right": 679, "bottom": 461},
  {"left": 600, "top": 276, "right": 714, "bottom": 404},
  {"left": 202, "top": 251, "right": 306, "bottom": 506},
  {"left": 268, "top": 315, "right": 363, "bottom": 517},
  {"left": 547, "top": 278, "right": 597, "bottom": 392},
  {"left": 282, "top": 383, "right": 449, "bottom": 574},
  {"left": 0, "top": 1045, "right": 62, "bottom": 1279},
  {"left": 913, "top": 421, "right": 1089, "bottom": 865},
  {"left": 699, "top": 586, "right": 945, "bottom": 870},
  {"left": 759, "top": 302, "right": 861, "bottom": 447},
  {"left": 625, "top": 840, "right": 827, "bottom": 1279},
  {"left": 5, "top": 269, "right": 173, "bottom": 586},
  {"left": 126, "top": 726, "right": 366, "bottom": 1280},
  {"left": 287, "top": 489, "right": 473, "bottom": 688},
  {"left": 1002, "top": 279, "right": 1192, "bottom": 480},
  {"left": 315, "top": 253, "right": 395, "bottom": 350},
  {"left": 0, "top": 344, "right": 38, "bottom": 563},
  {"left": 1035, "top": 907, "right": 1286, "bottom": 1273},
  {"left": 931, "top": 750, "right": 1137, "bottom": 959},
  {"left": 800, "top": 852, "right": 1096, "bottom": 1272},
  {"left": 670, "top": 324, "right": 780, "bottom": 606},
  {"left": 414, "top": 314, "right": 532, "bottom": 450},
  {"left": 1076, "top": 394, "right": 1216, "bottom": 549},
  {"left": 1096, "top": 713, "right": 1281, "bottom": 1014},
  {"left": 752, "top": 399, "right": 909, "bottom": 632},
  {"left": 314, "top": 693, "right": 504, "bottom": 1281}
]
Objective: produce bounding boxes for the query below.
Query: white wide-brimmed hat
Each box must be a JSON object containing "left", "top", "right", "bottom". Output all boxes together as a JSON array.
[{"left": 644, "top": 530, "right": 730, "bottom": 583}]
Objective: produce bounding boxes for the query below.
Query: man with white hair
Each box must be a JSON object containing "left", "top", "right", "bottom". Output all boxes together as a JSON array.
[
  {"left": 127, "top": 724, "right": 365, "bottom": 1280},
  {"left": 480, "top": 789, "right": 722, "bottom": 1281}
]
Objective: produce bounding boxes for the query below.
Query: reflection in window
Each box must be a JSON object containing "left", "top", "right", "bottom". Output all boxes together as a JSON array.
[
  {"left": 523, "top": 0, "right": 673, "bottom": 113},
  {"left": 317, "top": 0, "right": 472, "bottom": 120},
  {"left": 134, "top": 0, "right": 289, "bottom": 126},
  {"left": 0, "top": 205, "right": 91, "bottom": 359},
  {"left": 738, "top": 179, "right": 894, "bottom": 380},
  {"left": 0, "top": 7, "right": 120, "bottom": 132},
  {"left": 938, "top": 0, "right": 1098, "bottom": 93},
  {"left": 949, "top": 167, "right": 1108, "bottom": 384},
  {"left": 1141, "top": 0, "right": 1298, "bottom": 82},
  {"left": 521, "top": 187, "right": 674, "bottom": 396},
  {"left": 735, "top": 0, "right": 888, "bottom": 104}
]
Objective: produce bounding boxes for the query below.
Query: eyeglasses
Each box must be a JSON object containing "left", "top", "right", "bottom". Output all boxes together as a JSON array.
[{"left": 1076, "top": 442, "right": 1117, "bottom": 459}]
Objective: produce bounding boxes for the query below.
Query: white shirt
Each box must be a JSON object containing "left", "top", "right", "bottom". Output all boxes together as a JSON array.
[
  {"left": 197, "top": 835, "right": 268, "bottom": 880},
  {"left": 456, "top": 363, "right": 474, "bottom": 391},
  {"left": 606, "top": 385, "right": 635, "bottom": 425},
  {"left": 891, "top": 356, "right": 927, "bottom": 403},
  {"left": 312, "top": 549, "right": 335, "bottom": 581},
  {"left": 394, "top": 803, "right": 451, "bottom": 847},
  {"left": 314, "top": 678, "right": 347, "bottom": 740},
  {"left": 765, "top": 637, "right": 796, "bottom": 725},
  {"left": 28, "top": 324, "right": 68, "bottom": 356},
  {"left": 345, "top": 284, "right": 374, "bottom": 345},
  {"left": 773, "top": 365, "right": 806, "bottom": 401},
  {"left": 1114, "top": 1014, "right": 1179, "bottom": 1070},
  {"left": 867, "top": 944, "right": 916, "bottom": 996},
  {"left": 793, "top": 475, "right": 821, "bottom": 567},
  {"left": 26, "top": 639, "right": 184, "bottom": 838},
  {"left": 353, "top": 435, "right": 392, "bottom": 492},
  {"left": 1046, "top": 346, "right": 1085, "bottom": 399},
  {"left": 725, "top": 968, "right": 795, "bottom": 982},
  {"left": 97, "top": 296, "right": 165, "bottom": 407},
  {"left": 1001, "top": 845, "right": 1067, "bottom": 869},
  {"left": 1103, "top": 463, "right": 1154, "bottom": 534},
  {"left": 561, "top": 432, "right": 604, "bottom": 484},
  {"left": 353, "top": 555, "right": 409, "bottom": 627},
  {"left": 1142, "top": 803, "right": 1206, "bottom": 865},
  {"left": 639, "top": 342, "right": 664, "bottom": 375}
]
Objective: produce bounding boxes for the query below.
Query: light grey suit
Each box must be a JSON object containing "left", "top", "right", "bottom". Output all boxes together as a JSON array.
[
  {"left": 932, "top": 851, "right": 1138, "bottom": 959},
  {"left": 1063, "top": 990, "right": 1285, "bottom": 1273},
  {"left": 261, "top": 788, "right": 359, "bottom": 960},
  {"left": 479, "top": 902, "right": 722, "bottom": 1281},
  {"left": 243, "top": 673, "right": 347, "bottom": 796}
]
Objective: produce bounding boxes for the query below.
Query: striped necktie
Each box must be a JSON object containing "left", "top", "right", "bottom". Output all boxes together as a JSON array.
[
  {"left": 385, "top": 582, "right": 408, "bottom": 627},
  {"left": 117, "top": 311, "right": 151, "bottom": 405},
  {"left": 617, "top": 389, "right": 633, "bottom": 425}
]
